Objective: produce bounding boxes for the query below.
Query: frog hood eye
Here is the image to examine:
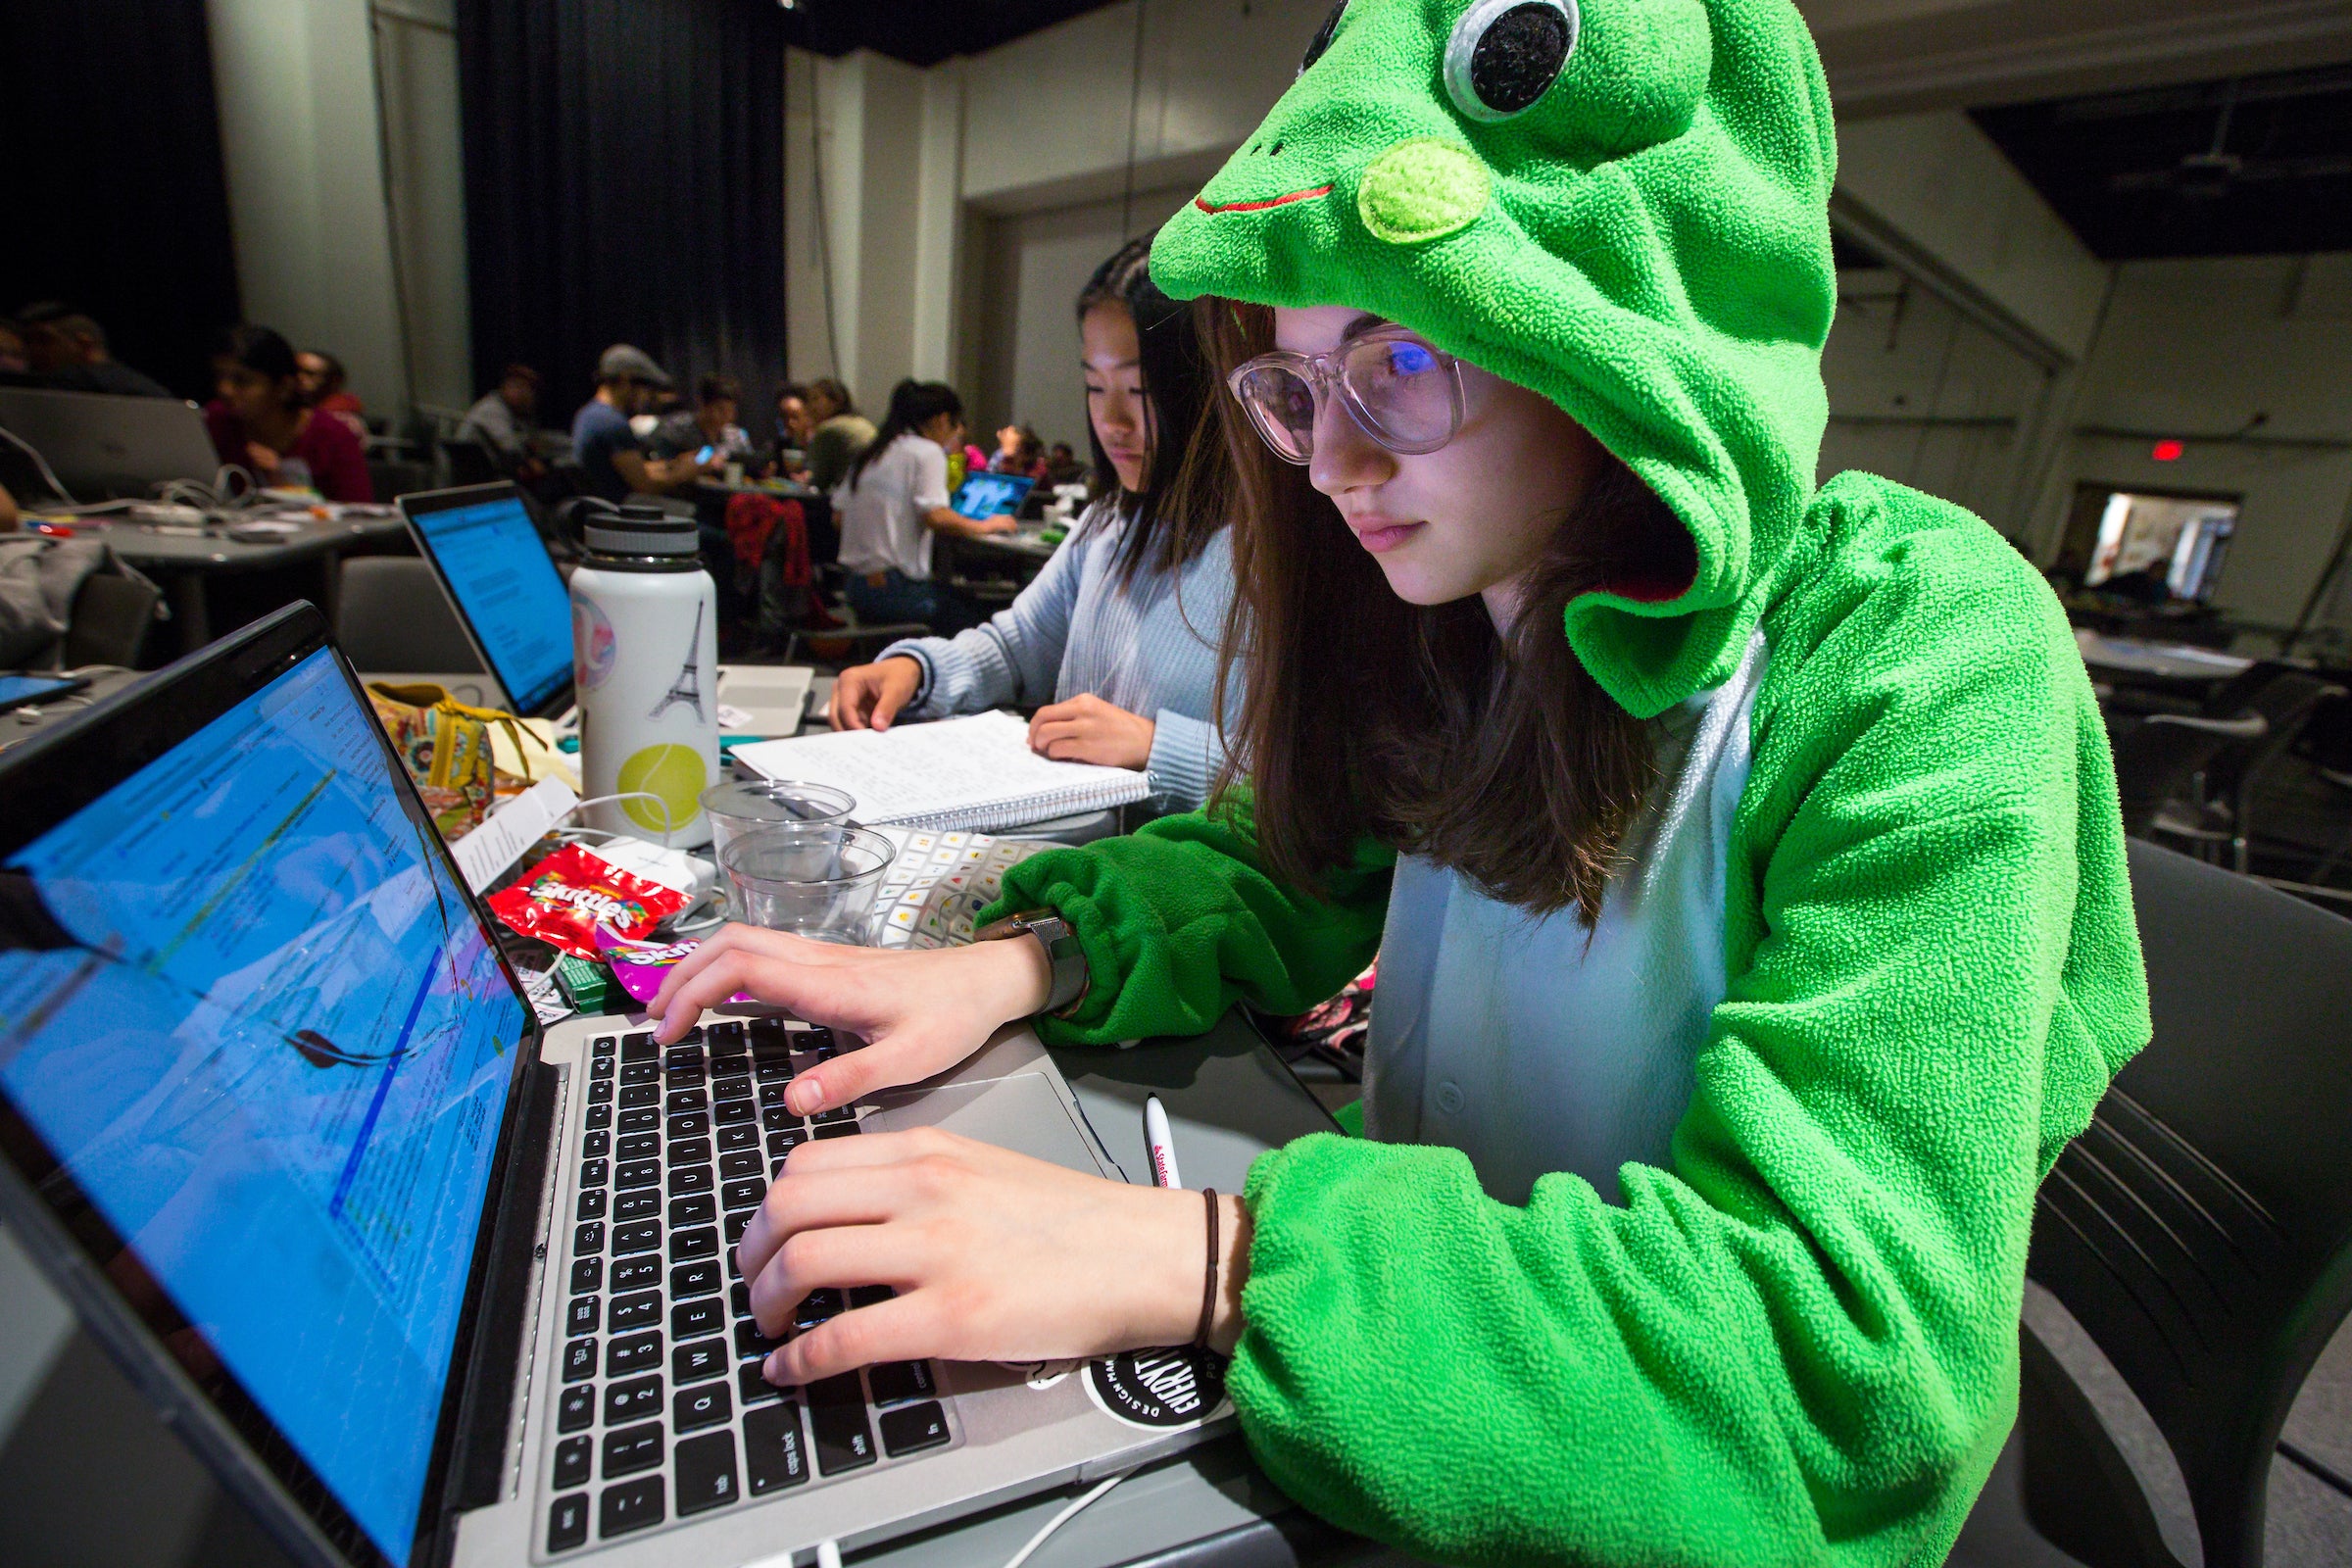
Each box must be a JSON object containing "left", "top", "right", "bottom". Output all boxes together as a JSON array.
[
  {"left": 1445, "top": 0, "right": 1578, "bottom": 122},
  {"left": 1298, "top": 0, "right": 1348, "bottom": 76}
]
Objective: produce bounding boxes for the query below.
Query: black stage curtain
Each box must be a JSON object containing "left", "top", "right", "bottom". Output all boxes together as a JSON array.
[
  {"left": 0, "top": 0, "right": 242, "bottom": 402},
  {"left": 456, "top": 0, "right": 787, "bottom": 432}
]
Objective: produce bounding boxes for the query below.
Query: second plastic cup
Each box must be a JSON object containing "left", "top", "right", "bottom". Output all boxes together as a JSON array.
[
  {"left": 720, "top": 824, "right": 894, "bottom": 945},
  {"left": 701, "top": 779, "right": 857, "bottom": 862}
]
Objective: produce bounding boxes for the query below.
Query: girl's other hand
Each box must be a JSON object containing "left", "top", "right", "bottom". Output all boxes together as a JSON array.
[
  {"left": 1028, "top": 694, "right": 1154, "bottom": 770},
  {"left": 829, "top": 656, "right": 923, "bottom": 731}
]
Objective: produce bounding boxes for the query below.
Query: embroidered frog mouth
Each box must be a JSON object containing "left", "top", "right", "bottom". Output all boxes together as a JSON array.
[{"left": 1193, "top": 184, "right": 1335, "bottom": 215}]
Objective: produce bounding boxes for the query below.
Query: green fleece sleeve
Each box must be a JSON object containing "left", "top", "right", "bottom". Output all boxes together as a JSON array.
[
  {"left": 982, "top": 795, "right": 1393, "bottom": 1047},
  {"left": 1223, "top": 499, "right": 2150, "bottom": 1566}
]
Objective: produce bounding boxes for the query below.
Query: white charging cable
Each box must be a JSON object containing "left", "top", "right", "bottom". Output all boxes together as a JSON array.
[{"left": 1000, "top": 1467, "right": 1139, "bottom": 1568}]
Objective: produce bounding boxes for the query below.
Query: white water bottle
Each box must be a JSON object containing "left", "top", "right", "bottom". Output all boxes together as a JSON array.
[{"left": 569, "top": 502, "right": 722, "bottom": 846}]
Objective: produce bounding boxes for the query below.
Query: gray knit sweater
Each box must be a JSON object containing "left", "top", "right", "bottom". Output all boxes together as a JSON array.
[{"left": 877, "top": 502, "right": 1238, "bottom": 810}]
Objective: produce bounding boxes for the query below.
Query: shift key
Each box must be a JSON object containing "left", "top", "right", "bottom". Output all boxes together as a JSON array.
[{"left": 805, "top": 1374, "right": 876, "bottom": 1473}]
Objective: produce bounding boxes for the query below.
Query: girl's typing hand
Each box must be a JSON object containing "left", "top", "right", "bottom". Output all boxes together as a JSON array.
[
  {"left": 828, "top": 656, "right": 923, "bottom": 731},
  {"left": 736, "top": 1128, "right": 1250, "bottom": 1384},
  {"left": 646, "top": 925, "right": 1051, "bottom": 1113},
  {"left": 1028, "top": 694, "right": 1155, "bottom": 770}
]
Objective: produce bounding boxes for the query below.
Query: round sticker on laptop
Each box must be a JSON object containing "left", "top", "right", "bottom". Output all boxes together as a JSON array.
[
  {"left": 1084, "top": 1347, "right": 1228, "bottom": 1430},
  {"left": 571, "top": 594, "right": 617, "bottom": 690}
]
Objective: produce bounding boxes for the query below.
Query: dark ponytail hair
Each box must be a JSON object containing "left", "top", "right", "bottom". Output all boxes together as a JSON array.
[
  {"left": 1076, "top": 233, "right": 1220, "bottom": 587},
  {"left": 845, "top": 378, "right": 963, "bottom": 491}
]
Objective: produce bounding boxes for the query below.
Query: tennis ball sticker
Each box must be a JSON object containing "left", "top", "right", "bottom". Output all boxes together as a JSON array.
[{"left": 616, "top": 743, "right": 707, "bottom": 836}]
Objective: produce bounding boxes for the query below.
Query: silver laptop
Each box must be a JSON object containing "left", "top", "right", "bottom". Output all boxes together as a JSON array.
[
  {"left": 397, "top": 482, "right": 812, "bottom": 735},
  {"left": 0, "top": 603, "right": 1230, "bottom": 1568},
  {"left": 0, "top": 384, "right": 221, "bottom": 498}
]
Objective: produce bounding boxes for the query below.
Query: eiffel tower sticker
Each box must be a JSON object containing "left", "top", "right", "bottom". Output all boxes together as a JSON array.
[{"left": 648, "top": 601, "right": 708, "bottom": 722}]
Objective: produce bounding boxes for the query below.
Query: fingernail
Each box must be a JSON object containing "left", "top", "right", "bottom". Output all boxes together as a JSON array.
[{"left": 786, "top": 1080, "right": 820, "bottom": 1115}]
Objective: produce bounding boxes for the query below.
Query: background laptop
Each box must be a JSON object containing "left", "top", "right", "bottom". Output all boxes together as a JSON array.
[
  {"left": 398, "top": 483, "right": 810, "bottom": 736},
  {"left": 949, "top": 472, "right": 1032, "bottom": 521},
  {"left": 0, "top": 602, "right": 1233, "bottom": 1568},
  {"left": 0, "top": 385, "right": 221, "bottom": 499}
]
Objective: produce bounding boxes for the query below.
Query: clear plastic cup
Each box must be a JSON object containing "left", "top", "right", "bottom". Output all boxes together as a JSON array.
[
  {"left": 720, "top": 825, "right": 893, "bottom": 945},
  {"left": 700, "top": 779, "right": 858, "bottom": 862}
]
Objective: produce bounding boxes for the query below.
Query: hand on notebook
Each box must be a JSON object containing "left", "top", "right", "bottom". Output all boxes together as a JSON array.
[
  {"left": 1027, "top": 694, "right": 1154, "bottom": 770},
  {"left": 646, "top": 924, "right": 1052, "bottom": 1113},
  {"left": 828, "top": 656, "right": 923, "bottom": 731},
  {"left": 736, "top": 1128, "right": 1251, "bottom": 1383}
]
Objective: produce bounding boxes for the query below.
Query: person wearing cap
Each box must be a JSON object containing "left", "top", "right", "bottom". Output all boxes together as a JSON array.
[
  {"left": 571, "top": 344, "right": 717, "bottom": 505},
  {"left": 645, "top": 1, "right": 2153, "bottom": 1563}
]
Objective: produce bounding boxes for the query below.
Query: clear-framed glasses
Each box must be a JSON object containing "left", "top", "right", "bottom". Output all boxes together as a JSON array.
[{"left": 1226, "top": 327, "right": 1467, "bottom": 465}]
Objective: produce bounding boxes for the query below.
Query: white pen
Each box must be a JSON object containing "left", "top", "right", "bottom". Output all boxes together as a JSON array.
[{"left": 1143, "top": 1094, "right": 1182, "bottom": 1189}]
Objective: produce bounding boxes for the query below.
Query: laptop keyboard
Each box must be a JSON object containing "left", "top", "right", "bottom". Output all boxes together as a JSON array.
[{"left": 543, "top": 1018, "right": 957, "bottom": 1555}]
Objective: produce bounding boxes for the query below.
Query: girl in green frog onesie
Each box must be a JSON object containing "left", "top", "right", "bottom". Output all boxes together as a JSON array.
[{"left": 650, "top": 0, "right": 2153, "bottom": 1560}]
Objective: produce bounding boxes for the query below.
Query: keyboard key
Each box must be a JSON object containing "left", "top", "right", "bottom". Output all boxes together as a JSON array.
[
  {"left": 721, "top": 1178, "right": 766, "bottom": 1211},
  {"left": 569, "top": 1257, "right": 603, "bottom": 1295},
  {"left": 592, "top": 1035, "right": 617, "bottom": 1057},
  {"left": 606, "top": 1332, "right": 662, "bottom": 1377},
  {"left": 613, "top": 1191, "right": 661, "bottom": 1221},
  {"left": 553, "top": 1433, "right": 592, "bottom": 1489},
  {"left": 563, "top": 1339, "right": 597, "bottom": 1382},
  {"left": 617, "top": 1084, "right": 656, "bottom": 1108},
  {"left": 582, "top": 1129, "right": 611, "bottom": 1157},
  {"left": 609, "top": 1291, "right": 661, "bottom": 1331},
  {"left": 670, "top": 1260, "right": 721, "bottom": 1298},
  {"left": 612, "top": 1256, "right": 662, "bottom": 1292},
  {"left": 867, "top": 1360, "right": 938, "bottom": 1405},
  {"left": 619, "top": 1032, "right": 657, "bottom": 1061},
  {"left": 664, "top": 1067, "right": 708, "bottom": 1091},
  {"left": 602, "top": 1421, "right": 663, "bottom": 1479},
  {"left": 604, "top": 1375, "right": 662, "bottom": 1424},
  {"left": 718, "top": 1123, "right": 760, "bottom": 1152},
  {"left": 760, "top": 1105, "right": 802, "bottom": 1134},
  {"left": 575, "top": 1190, "right": 607, "bottom": 1222},
  {"left": 615, "top": 1132, "right": 659, "bottom": 1161},
  {"left": 848, "top": 1284, "right": 894, "bottom": 1308},
  {"left": 754, "top": 1056, "right": 791, "bottom": 1084},
  {"left": 668, "top": 1136, "right": 713, "bottom": 1167},
  {"left": 739, "top": 1360, "right": 786, "bottom": 1407},
  {"left": 735, "top": 1317, "right": 781, "bottom": 1358},
  {"left": 713, "top": 1074, "right": 753, "bottom": 1102},
  {"left": 612, "top": 1221, "right": 661, "bottom": 1255},
  {"left": 718, "top": 1150, "right": 763, "bottom": 1180},
  {"left": 709, "top": 1019, "right": 749, "bottom": 1049},
  {"left": 673, "top": 1380, "right": 733, "bottom": 1434},
  {"left": 794, "top": 1289, "right": 843, "bottom": 1330},
  {"left": 547, "top": 1493, "right": 589, "bottom": 1552},
  {"left": 579, "top": 1157, "right": 609, "bottom": 1189},
  {"left": 599, "top": 1474, "right": 663, "bottom": 1538},
  {"left": 672, "top": 1298, "right": 726, "bottom": 1340},
  {"left": 617, "top": 1106, "right": 658, "bottom": 1133},
  {"left": 670, "top": 1226, "right": 719, "bottom": 1262},
  {"left": 665, "top": 1049, "right": 707, "bottom": 1076},
  {"left": 807, "top": 1375, "right": 877, "bottom": 1474},
  {"left": 757, "top": 1080, "right": 792, "bottom": 1108},
  {"left": 668, "top": 1196, "right": 716, "bottom": 1228},
  {"left": 559, "top": 1385, "right": 596, "bottom": 1432},
  {"left": 565, "top": 1296, "right": 599, "bottom": 1337},
  {"left": 724, "top": 1209, "right": 754, "bottom": 1246},
  {"left": 619, "top": 1060, "right": 660, "bottom": 1085},
  {"left": 590, "top": 1056, "right": 614, "bottom": 1081},
  {"left": 667, "top": 1166, "right": 713, "bottom": 1197},
  {"left": 879, "top": 1401, "right": 952, "bottom": 1457},
  {"left": 573, "top": 1221, "right": 605, "bottom": 1256},
  {"left": 584, "top": 1103, "right": 612, "bottom": 1131},
  {"left": 768, "top": 1129, "right": 808, "bottom": 1160},
  {"left": 714, "top": 1100, "right": 757, "bottom": 1127},
  {"left": 673, "top": 1337, "right": 728, "bottom": 1384},
  {"left": 675, "top": 1430, "right": 741, "bottom": 1516},
  {"left": 749, "top": 1017, "right": 789, "bottom": 1049},
  {"left": 743, "top": 1403, "right": 809, "bottom": 1493},
  {"left": 613, "top": 1159, "right": 660, "bottom": 1191},
  {"left": 811, "top": 1105, "right": 857, "bottom": 1126},
  {"left": 667, "top": 1110, "right": 710, "bottom": 1140},
  {"left": 666, "top": 1089, "right": 708, "bottom": 1115},
  {"left": 814, "top": 1121, "right": 860, "bottom": 1140},
  {"left": 730, "top": 1282, "right": 752, "bottom": 1316},
  {"left": 587, "top": 1080, "right": 613, "bottom": 1105}
]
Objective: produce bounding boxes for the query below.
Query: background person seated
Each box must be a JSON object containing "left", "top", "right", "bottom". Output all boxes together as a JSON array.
[
  {"left": 203, "top": 324, "right": 372, "bottom": 502},
  {"left": 455, "top": 363, "right": 547, "bottom": 479},
  {"left": 569, "top": 344, "right": 714, "bottom": 504},
  {"left": 988, "top": 423, "right": 1049, "bottom": 481},
  {"left": 1044, "top": 441, "right": 1087, "bottom": 488},
  {"left": 296, "top": 349, "right": 367, "bottom": 437},
  {"left": 16, "top": 304, "right": 172, "bottom": 398},
  {"left": 800, "top": 377, "right": 873, "bottom": 495},
  {"left": 833, "top": 378, "right": 1013, "bottom": 636},
  {"left": 658, "top": 374, "right": 753, "bottom": 467}
]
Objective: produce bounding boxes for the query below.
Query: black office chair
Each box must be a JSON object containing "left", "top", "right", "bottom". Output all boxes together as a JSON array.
[
  {"left": 2148, "top": 671, "right": 2347, "bottom": 872},
  {"left": 2110, "top": 709, "right": 2266, "bottom": 840},
  {"left": 2017, "top": 839, "right": 2352, "bottom": 1568},
  {"left": 443, "top": 439, "right": 501, "bottom": 489}
]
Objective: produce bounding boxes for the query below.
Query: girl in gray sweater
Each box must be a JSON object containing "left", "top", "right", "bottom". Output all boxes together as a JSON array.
[{"left": 827, "top": 234, "right": 1238, "bottom": 810}]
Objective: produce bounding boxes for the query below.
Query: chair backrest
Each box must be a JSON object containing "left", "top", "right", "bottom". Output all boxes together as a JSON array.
[
  {"left": 334, "top": 556, "right": 482, "bottom": 675},
  {"left": 2108, "top": 713, "right": 2262, "bottom": 838},
  {"left": 2029, "top": 839, "right": 2352, "bottom": 1568},
  {"left": 443, "top": 439, "right": 501, "bottom": 488},
  {"left": 2204, "top": 671, "right": 2347, "bottom": 810}
]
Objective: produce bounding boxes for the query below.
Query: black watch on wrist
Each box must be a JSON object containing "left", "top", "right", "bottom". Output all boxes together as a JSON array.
[{"left": 974, "top": 908, "right": 1089, "bottom": 1017}]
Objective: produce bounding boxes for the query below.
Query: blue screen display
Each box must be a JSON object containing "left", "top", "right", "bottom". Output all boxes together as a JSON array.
[
  {"left": 951, "top": 472, "right": 1031, "bottom": 519},
  {"left": 414, "top": 496, "right": 574, "bottom": 714},
  {"left": 0, "top": 650, "right": 526, "bottom": 1564}
]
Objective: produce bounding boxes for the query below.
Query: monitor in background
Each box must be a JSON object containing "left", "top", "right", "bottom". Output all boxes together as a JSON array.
[
  {"left": 951, "top": 471, "right": 1033, "bottom": 520},
  {"left": 0, "top": 643, "right": 528, "bottom": 1564},
  {"left": 2079, "top": 487, "right": 2239, "bottom": 604},
  {"left": 400, "top": 485, "right": 574, "bottom": 715}
]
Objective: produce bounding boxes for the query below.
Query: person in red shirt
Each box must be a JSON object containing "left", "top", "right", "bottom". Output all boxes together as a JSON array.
[
  {"left": 204, "top": 326, "right": 372, "bottom": 502},
  {"left": 296, "top": 348, "right": 368, "bottom": 438}
]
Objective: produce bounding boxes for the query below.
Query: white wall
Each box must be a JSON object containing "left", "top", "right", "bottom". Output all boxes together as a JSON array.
[{"left": 372, "top": 0, "right": 472, "bottom": 415}]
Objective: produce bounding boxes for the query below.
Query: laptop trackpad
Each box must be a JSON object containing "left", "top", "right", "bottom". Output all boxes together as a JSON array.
[{"left": 862, "top": 1075, "right": 1110, "bottom": 1178}]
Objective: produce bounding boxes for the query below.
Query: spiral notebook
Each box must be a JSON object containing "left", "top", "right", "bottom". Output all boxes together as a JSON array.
[{"left": 728, "top": 709, "right": 1151, "bottom": 831}]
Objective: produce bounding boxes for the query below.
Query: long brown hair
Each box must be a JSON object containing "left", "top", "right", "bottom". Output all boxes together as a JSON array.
[{"left": 1182, "top": 300, "right": 1691, "bottom": 924}]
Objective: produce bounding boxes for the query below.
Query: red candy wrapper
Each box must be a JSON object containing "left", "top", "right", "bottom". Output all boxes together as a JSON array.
[{"left": 486, "top": 845, "right": 688, "bottom": 959}]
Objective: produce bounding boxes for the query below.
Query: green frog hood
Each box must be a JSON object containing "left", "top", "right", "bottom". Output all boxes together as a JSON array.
[{"left": 1150, "top": 0, "right": 1838, "bottom": 718}]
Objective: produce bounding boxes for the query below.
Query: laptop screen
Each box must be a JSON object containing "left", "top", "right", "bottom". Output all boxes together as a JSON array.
[
  {"left": 0, "top": 646, "right": 528, "bottom": 1564},
  {"left": 951, "top": 471, "right": 1032, "bottom": 519},
  {"left": 410, "top": 492, "right": 574, "bottom": 714}
]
